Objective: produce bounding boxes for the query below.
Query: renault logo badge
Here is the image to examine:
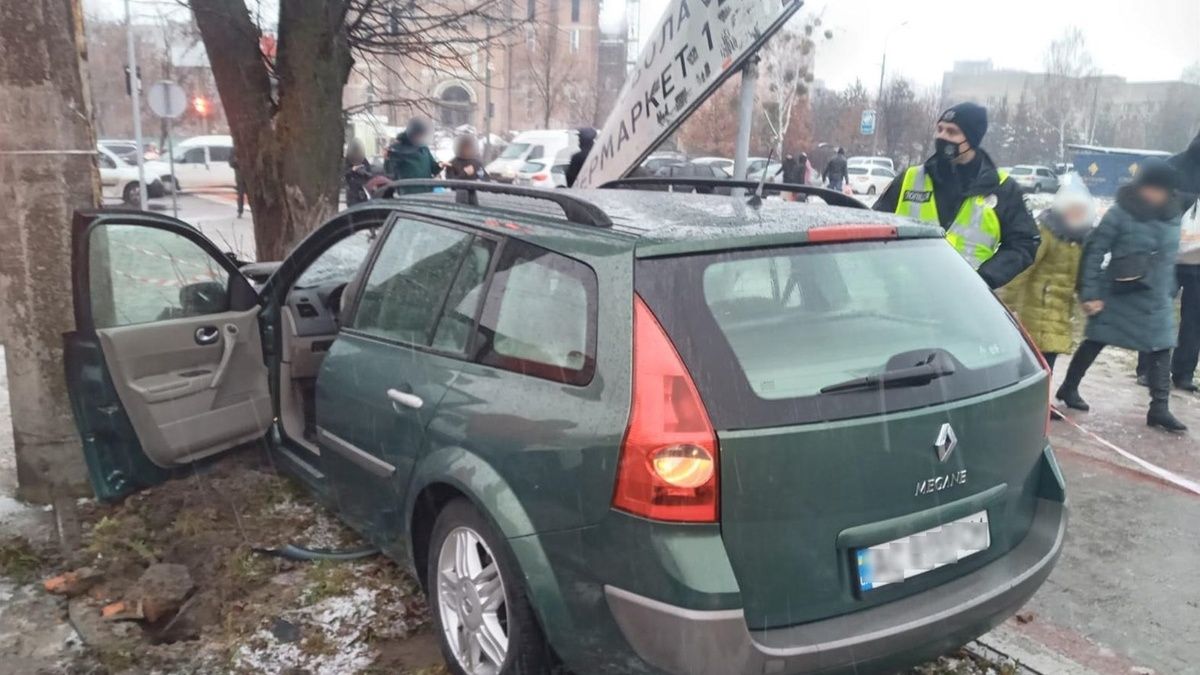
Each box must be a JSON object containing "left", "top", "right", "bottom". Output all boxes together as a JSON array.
[{"left": 935, "top": 423, "right": 958, "bottom": 462}]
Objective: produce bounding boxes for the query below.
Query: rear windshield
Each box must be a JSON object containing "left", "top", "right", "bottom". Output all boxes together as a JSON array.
[
  {"left": 636, "top": 239, "right": 1041, "bottom": 429},
  {"left": 848, "top": 167, "right": 868, "bottom": 175},
  {"left": 499, "top": 143, "right": 530, "bottom": 160},
  {"left": 1011, "top": 167, "right": 1033, "bottom": 175}
]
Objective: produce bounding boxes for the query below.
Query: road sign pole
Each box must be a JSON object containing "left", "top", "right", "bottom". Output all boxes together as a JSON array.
[
  {"left": 732, "top": 57, "right": 760, "bottom": 198},
  {"left": 166, "top": 113, "right": 177, "bottom": 218},
  {"left": 124, "top": 0, "right": 148, "bottom": 208}
]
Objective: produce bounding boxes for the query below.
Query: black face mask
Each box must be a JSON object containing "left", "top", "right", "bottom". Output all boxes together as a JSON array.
[{"left": 935, "top": 138, "right": 969, "bottom": 162}]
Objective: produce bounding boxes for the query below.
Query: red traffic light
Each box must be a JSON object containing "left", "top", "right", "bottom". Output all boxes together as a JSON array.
[{"left": 192, "top": 96, "right": 210, "bottom": 116}]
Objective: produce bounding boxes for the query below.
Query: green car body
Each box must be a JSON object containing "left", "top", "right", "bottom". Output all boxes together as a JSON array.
[{"left": 65, "top": 184, "right": 1066, "bottom": 675}]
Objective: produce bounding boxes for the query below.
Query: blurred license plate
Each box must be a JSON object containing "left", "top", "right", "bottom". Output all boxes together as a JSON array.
[{"left": 856, "top": 511, "right": 990, "bottom": 591}]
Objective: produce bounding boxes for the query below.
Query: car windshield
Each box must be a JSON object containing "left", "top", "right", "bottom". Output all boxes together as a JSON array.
[
  {"left": 1011, "top": 167, "right": 1033, "bottom": 175},
  {"left": 295, "top": 229, "right": 376, "bottom": 288},
  {"left": 498, "top": 143, "right": 530, "bottom": 160},
  {"left": 520, "top": 161, "right": 546, "bottom": 173},
  {"left": 636, "top": 239, "right": 1040, "bottom": 428},
  {"left": 848, "top": 167, "right": 869, "bottom": 175}
]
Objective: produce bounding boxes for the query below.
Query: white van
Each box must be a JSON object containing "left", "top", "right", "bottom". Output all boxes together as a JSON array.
[
  {"left": 486, "top": 130, "right": 578, "bottom": 183},
  {"left": 847, "top": 156, "right": 895, "bottom": 172},
  {"left": 171, "top": 134, "right": 237, "bottom": 191}
]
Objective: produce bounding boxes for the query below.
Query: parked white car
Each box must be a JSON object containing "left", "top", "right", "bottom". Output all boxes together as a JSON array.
[
  {"left": 1009, "top": 165, "right": 1061, "bottom": 193},
  {"left": 171, "top": 135, "right": 238, "bottom": 191},
  {"left": 746, "top": 157, "right": 783, "bottom": 183},
  {"left": 486, "top": 130, "right": 578, "bottom": 183},
  {"left": 692, "top": 156, "right": 734, "bottom": 176},
  {"left": 514, "top": 159, "right": 568, "bottom": 188},
  {"left": 96, "top": 145, "right": 169, "bottom": 204},
  {"left": 848, "top": 165, "right": 897, "bottom": 196},
  {"left": 848, "top": 156, "right": 895, "bottom": 172}
]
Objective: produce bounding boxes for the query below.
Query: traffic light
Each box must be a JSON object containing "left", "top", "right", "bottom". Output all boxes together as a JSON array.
[
  {"left": 123, "top": 65, "right": 142, "bottom": 96},
  {"left": 193, "top": 96, "right": 210, "bottom": 117}
]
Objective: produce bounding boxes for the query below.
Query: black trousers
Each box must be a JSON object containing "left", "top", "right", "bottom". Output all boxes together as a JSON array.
[
  {"left": 1172, "top": 264, "right": 1200, "bottom": 383},
  {"left": 1043, "top": 351, "right": 1058, "bottom": 371},
  {"left": 1069, "top": 340, "right": 1172, "bottom": 409}
]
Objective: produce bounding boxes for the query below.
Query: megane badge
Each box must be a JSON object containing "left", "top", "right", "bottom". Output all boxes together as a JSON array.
[{"left": 934, "top": 423, "right": 958, "bottom": 462}]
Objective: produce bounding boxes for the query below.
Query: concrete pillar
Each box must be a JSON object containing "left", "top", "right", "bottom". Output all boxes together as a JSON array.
[{"left": 0, "top": 0, "right": 97, "bottom": 502}]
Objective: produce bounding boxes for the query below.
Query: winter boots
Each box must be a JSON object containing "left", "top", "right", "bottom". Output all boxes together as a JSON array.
[
  {"left": 1148, "top": 350, "right": 1188, "bottom": 433},
  {"left": 1055, "top": 385, "right": 1091, "bottom": 412}
]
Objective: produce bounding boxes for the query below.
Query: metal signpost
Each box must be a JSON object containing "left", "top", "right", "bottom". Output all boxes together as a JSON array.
[
  {"left": 147, "top": 80, "right": 188, "bottom": 218},
  {"left": 574, "top": 0, "right": 803, "bottom": 188},
  {"left": 124, "top": 0, "right": 148, "bottom": 208}
]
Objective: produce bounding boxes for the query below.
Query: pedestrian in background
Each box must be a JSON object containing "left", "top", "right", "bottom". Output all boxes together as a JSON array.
[
  {"left": 1000, "top": 184, "right": 1096, "bottom": 376},
  {"left": 1056, "top": 161, "right": 1187, "bottom": 433},
  {"left": 1167, "top": 131, "right": 1200, "bottom": 390},
  {"left": 824, "top": 147, "right": 848, "bottom": 191},
  {"left": 566, "top": 127, "right": 596, "bottom": 187},
  {"left": 344, "top": 139, "right": 372, "bottom": 206},
  {"left": 874, "top": 102, "right": 1039, "bottom": 288},
  {"left": 444, "top": 134, "right": 488, "bottom": 181},
  {"left": 385, "top": 119, "right": 440, "bottom": 184},
  {"left": 229, "top": 148, "right": 246, "bottom": 218}
]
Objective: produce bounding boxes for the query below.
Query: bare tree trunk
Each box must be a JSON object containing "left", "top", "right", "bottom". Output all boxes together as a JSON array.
[
  {"left": 0, "top": 0, "right": 96, "bottom": 502},
  {"left": 191, "top": 0, "right": 352, "bottom": 262}
]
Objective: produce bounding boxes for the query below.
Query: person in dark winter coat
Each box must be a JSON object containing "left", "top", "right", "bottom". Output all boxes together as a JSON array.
[
  {"left": 444, "top": 134, "right": 488, "bottom": 181},
  {"left": 874, "top": 102, "right": 1040, "bottom": 289},
  {"left": 384, "top": 119, "right": 440, "bottom": 190},
  {"left": 823, "top": 147, "right": 848, "bottom": 191},
  {"left": 228, "top": 148, "right": 246, "bottom": 218},
  {"left": 1057, "top": 160, "right": 1187, "bottom": 432},
  {"left": 1167, "top": 131, "right": 1200, "bottom": 389},
  {"left": 566, "top": 127, "right": 596, "bottom": 187},
  {"left": 344, "top": 139, "right": 372, "bottom": 206}
]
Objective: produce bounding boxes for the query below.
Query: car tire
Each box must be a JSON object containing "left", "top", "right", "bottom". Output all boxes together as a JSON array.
[
  {"left": 428, "top": 498, "right": 553, "bottom": 675},
  {"left": 867, "top": 185, "right": 877, "bottom": 195},
  {"left": 1033, "top": 183, "right": 1043, "bottom": 193},
  {"left": 121, "top": 182, "right": 141, "bottom": 206}
]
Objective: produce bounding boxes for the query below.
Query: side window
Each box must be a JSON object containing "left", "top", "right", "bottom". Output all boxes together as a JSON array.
[
  {"left": 526, "top": 145, "right": 544, "bottom": 161},
  {"left": 97, "top": 154, "right": 116, "bottom": 169},
  {"left": 352, "top": 219, "right": 477, "bottom": 346},
  {"left": 89, "top": 224, "right": 230, "bottom": 329},
  {"left": 183, "top": 147, "right": 206, "bottom": 164},
  {"left": 208, "top": 146, "right": 232, "bottom": 162},
  {"left": 477, "top": 241, "right": 597, "bottom": 385},
  {"left": 431, "top": 237, "right": 495, "bottom": 352}
]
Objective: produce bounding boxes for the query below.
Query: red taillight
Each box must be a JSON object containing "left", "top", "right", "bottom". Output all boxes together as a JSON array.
[
  {"left": 532, "top": 173, "right": 549, "bottom": 181},
  {"left": 613, "top": 296, "right": 719, "bottom": 522},
  {"left": 1007, "top": 308, "right": 1052, "bottom": 436},
  {"left": 807, "top": 225, "right": 898, "bottom": 242}
]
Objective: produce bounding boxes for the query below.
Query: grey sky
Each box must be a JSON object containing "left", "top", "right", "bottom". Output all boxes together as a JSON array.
[{"left": 640, "top": 0, "right": 1200, "bottom": 89}]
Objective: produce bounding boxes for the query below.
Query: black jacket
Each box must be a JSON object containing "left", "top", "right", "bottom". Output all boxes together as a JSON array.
[
  {"left": 1168, "top": 134, "right": 1200, "bottom": 202},
  {"left": 566, "top": 141, "right": 593, "bottom": 187},
  {"left": 824, "top": 154, "right": 848, "bottom": 181},
  {"left": 873, "top": 149, "right": 1040, "bottom": 288},
  {"left": 445, "top": 157, "right": 488, "bottom": 181}
]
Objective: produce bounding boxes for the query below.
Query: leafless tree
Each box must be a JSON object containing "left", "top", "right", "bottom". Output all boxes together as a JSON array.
[
  {"left": 187, "top": 0, "right": 512, "bottom": 261},
  {"left": 759, "top": 16, "right": 831, "bottom": 157},
  {"left": 1040, "top": 28, "right": 1097, "bottom": 161},
  {"left": 521, "top": 7, "right": 582, "bottom": 128}
]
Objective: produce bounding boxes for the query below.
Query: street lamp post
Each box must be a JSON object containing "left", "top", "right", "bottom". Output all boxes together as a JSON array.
[{"left": 872, "top": 20, "right": 908, "bottom": 157}]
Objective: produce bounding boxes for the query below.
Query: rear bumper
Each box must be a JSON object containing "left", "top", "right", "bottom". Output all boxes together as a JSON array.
[{"left": 605, "top": 497, "right": 1066, "bottom": 675}]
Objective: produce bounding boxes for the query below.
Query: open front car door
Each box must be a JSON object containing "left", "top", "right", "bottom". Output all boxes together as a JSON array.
[{"left": 64, "top": 210, "right": 271, "bottom": 500}]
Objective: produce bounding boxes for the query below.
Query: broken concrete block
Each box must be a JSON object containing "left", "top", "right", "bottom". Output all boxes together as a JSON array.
[{"left": 129, "top": 563, "right": 194, "bottom": 623}]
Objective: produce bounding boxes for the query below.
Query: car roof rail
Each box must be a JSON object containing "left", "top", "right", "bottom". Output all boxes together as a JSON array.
[
  {"left": 375, "top": 179, "right": 613, "bottom": 228},
  {"left": 599, "top": 177, "right": 869, "bottom": 210}
]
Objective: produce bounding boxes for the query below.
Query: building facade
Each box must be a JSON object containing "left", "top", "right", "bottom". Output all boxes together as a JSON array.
[{"left": 344, "top": 0, "right": 627, "bottom": 141}]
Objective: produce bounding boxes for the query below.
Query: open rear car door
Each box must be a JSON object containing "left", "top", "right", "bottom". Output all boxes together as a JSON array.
[{"left": 64, "top": 210, "right": 271, "bottom": 500}]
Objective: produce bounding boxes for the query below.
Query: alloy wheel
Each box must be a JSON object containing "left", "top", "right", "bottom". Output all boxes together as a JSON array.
[{"left": 437, "top": 526, "right": 509, "bottom": 674}]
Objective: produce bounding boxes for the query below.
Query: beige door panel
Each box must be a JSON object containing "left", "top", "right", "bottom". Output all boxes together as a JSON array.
[{"left": 97, "top": 307, "right": 271, "bottom": 468}]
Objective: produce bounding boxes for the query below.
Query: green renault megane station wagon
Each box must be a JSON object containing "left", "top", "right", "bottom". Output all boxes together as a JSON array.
[{"left": 65, "top": 179, "right": 1066, "bottom": 675}]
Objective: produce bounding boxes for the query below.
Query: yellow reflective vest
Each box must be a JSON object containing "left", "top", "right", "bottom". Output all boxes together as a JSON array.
[{"left": 894, "top": 165, "right": 1011, "bottom": 269}]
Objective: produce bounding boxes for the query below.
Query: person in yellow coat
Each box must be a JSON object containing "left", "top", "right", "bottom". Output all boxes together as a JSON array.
[{"left": 1001, "top": 183, "right": 1097, "bottom": 374}]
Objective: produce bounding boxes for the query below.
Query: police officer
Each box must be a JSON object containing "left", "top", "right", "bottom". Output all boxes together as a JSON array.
[{"left": 874, "top": 102, "right": 1039, "bottom": 288}]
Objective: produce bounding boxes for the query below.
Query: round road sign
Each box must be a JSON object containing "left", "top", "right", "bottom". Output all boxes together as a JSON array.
[{"left": 147, "top": 80, "right": 188, "bottom": 119}]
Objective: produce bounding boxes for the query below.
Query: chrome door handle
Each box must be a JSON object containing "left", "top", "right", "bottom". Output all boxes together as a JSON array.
[
  {"left": 386, "top": 388, "right": 423, "bottom": 410},
  {"left": 195, "top": 325, "right": 220, "bottom": 345}
]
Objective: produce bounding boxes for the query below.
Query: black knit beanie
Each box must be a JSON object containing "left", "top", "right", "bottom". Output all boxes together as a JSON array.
[{"left": 939, "top": 102, "right": 989, "bottom": 148}]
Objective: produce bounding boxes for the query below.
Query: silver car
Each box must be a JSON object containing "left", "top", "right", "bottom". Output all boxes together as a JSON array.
[{"left": 1009, "top": 165, "right": 1060, "bottom": 193}]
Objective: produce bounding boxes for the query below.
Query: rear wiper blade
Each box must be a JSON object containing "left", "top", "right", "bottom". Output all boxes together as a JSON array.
[{"left": 820, "top": 362, "right": 956, "bottom": 394}]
